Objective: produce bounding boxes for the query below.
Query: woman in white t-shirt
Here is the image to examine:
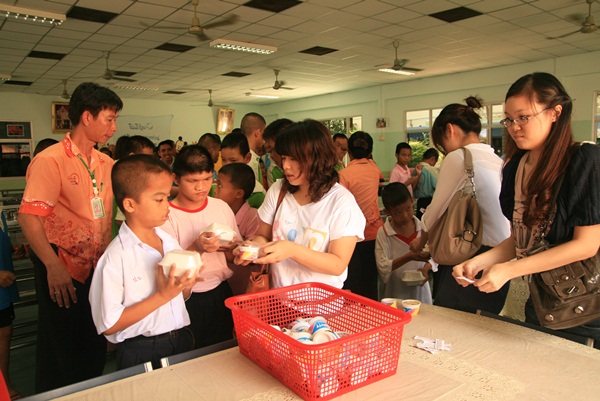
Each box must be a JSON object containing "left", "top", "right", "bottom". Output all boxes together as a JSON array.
[{"left": 234, "top": 119, "right": 366, "bottom": 288}]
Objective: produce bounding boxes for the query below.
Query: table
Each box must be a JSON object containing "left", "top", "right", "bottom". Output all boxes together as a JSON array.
[{"left": 55, "top": 304, "right": 600, "bottom": 401}]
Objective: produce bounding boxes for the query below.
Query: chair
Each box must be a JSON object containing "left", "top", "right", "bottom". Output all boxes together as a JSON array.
[
  {"left": 476, "top": 310, "right": 594, "bottom": 347},
  {"left": 19, "top": 362, "right": 153, "bottom": 401},
  {"left": 160, "top": 338, "right": 238, "bottom": 368}
]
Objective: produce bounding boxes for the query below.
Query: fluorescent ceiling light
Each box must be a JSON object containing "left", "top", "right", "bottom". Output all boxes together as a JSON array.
[
  {"left": 378, "top": 68, "right": 415, "bottom": 76},
  {"left": 0, "top": 74, "right": 11, "bottom": 81},
  {"left": 113, "top": 84, "right": 159, "bottom": 91},
  {"left": 246, "top": 92, "right": 279, "bottom": 99},
  {"left": 0, "top": 4, "right": 66, "bottom": 26},
  {"left": 210, "top": 39, "right": 277, "bottom": 54}
]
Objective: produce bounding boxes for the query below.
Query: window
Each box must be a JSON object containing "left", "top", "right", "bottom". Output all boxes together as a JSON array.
[
  {"left": 405, "top": 109, "right": 440, "bottom": 144},
  {"left": 405, "top": 103, "right": 505, "bottom": 157},
  {"left": 321, "top": 116, "right": 362, "bottom": 135}
]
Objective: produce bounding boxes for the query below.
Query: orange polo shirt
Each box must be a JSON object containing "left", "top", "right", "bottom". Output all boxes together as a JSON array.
[
  {"left": 339, "top": 158, "right": 384, "bottom": 241},
  {"left": 20, "top": 133, "right": 114, "bottom": 283}
]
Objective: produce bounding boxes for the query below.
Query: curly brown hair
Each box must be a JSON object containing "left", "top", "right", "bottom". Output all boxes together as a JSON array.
[{"left": 275, "top": 119, "right": 339, "bottom": 202}]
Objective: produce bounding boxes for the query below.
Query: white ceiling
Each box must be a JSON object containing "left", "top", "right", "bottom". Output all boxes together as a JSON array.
[{"left": 0, "top": 0, "right": 599, "bottom": 105}]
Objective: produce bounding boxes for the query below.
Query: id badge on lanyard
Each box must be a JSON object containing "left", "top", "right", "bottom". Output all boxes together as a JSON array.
[
  {"left": 78, "top": 155, "right": 106, "bottom": 219},
  {"left": 91, "top": 197, "right": 106, "bottom": 219}
]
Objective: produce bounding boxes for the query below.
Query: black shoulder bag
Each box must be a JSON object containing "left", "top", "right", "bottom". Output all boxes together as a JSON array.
[{"left": 527, "top": 171, "right": 600, "bottom": 330}]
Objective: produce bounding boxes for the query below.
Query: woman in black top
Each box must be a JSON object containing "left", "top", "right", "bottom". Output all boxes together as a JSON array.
[{"left": 452, "top": 72, "right": 600, "bottom": 344}]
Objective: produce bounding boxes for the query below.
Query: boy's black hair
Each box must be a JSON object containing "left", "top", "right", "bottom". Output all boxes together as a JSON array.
[
  {"left": 395, "top": 142, "right": 411, "bottom": 154},
  {"left": 381, "top": 182, "right": 412, "bottom": 210},
  {"left": 112, "top": 154, "right": 171, "bottom": 212},
  {"left": 218, "top": 163, "right": 255, "bottom": 200},
  {"left": 198, "top": 133, "right": 221, "bottom": 147},
  {"left": 422, "top": 148, "right": 439, "bottom": 161},
  {"left": 68, "top": 82, "right": 123, "bottom": 127},
  {"left": 348, "top": 131, "right": 373, "bottom": 160},
  {"left": 220, "top": 132, "right": 250, "bottom": 156},
  {"left": 241, "top": 112, "right": 266, "bottom": 136},
  {"left": 172, "top": 145, "right": 214, "bottom": 177},
  {"left": 263, "top": 118, "right": 293, "bottom": 141},
  {"left": 33, "top": 138, "right": 59, "bottom": 157},
  {"left": 157, "top": 139, "right": 174, "bottom": 149},
  {"left": 114, "top": 135, "right": 155, "bottom": 159},
  {"left": 332, "top": 133, "right": 348, "bottom": 142}
]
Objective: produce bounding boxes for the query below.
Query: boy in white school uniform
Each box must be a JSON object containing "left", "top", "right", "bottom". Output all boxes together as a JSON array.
[{"left": 89, "top": 154, "right": 199, "bottom": 370}]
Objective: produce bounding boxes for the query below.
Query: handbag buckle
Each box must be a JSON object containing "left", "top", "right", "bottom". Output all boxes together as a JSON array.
[
  {"left": 565, "top": 285, "right": 579, "bottom": 295},
  {"left": 462, "top": 229, "right": 477, "bottom": 243}
]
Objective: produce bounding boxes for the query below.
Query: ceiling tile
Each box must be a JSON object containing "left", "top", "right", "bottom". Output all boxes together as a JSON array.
[
  {"left": 1, "top": 0, "right": 597, "bottom": 103},
  {"left": 345, "top": 1, "right": 397, "bottom": 18}
]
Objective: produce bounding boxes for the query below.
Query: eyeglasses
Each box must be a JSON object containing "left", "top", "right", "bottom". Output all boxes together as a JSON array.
[{"left": 499, "top": 108, "right": 551, "bottom": 128}]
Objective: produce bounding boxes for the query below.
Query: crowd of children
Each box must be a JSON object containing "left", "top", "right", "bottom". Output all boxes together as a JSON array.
[{"left": 14, "top": 82, "right": 446, "bottom": 396}]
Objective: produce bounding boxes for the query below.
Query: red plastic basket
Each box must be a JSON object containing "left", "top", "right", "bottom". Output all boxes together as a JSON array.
[{"left": 225, "top": 283, "right": 411, "bottom": 401}]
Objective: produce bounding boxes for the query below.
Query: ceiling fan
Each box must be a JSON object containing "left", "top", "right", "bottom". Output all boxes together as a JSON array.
[
  {"left": 142, "top": 0, "right": 238, "bottom": 41},
  {"left": 60, "top": 79, "right": 70, "bottom": 99},
  {"left": 547, "top": 0, "right": 598, "bottom": 39},
  {"left": 253, "top": 69, "right": 294, "bottom": 91},
  {"left": 377, "top": 40, "right": 423, "bottom": 74},
  {"left": 88, "top": 52, "right": 136, "bottom": 82}
]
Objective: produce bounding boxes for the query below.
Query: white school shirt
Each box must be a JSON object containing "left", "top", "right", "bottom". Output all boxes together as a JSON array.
[
  {"left": 248, "top": 150, "right": 264, "bottom": 189},
  {"left": 89, "top": 223, "right": 190, "bottom": 344},
  {"left": 258, "top": 180, "right": 366, "bottom": 288},
  {"left": 375, "top": 216, "right": 433, "bottom": 303},
  {"left": 160, "top": 197, "right": 240, "bottom": 292},
  {"left": 421, "top": 143, "right": 510, "bottom": 247}
]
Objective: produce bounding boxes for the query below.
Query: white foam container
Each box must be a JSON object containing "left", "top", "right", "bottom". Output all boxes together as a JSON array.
[
  {"left": 401, "top": 270, "right": 425, "bottom": 286},
  {"left": 201, "top": 222, "right": 236, "bottom": 244},
  {"left": 160, "top": 249, "right": 203, "bottom": 277}
]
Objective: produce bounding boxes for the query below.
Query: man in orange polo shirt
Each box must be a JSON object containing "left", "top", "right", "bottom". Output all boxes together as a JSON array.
[{"left": 19, "top": 82, "right": 123, "bottom": 393}]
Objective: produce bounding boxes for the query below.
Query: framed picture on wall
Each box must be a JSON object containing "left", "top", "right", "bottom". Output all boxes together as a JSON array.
[
  {"left": 6, "top": 124, "right": 24, "bottom": 137},
  {"left": 0, "top": 121, "right": 33, "bottom": 179},
  {"left": 52, "top": 102, "right": 73, "bottom": 132},
  {"left": 216, "top": 108, "right": 235, "bottom": 134}
]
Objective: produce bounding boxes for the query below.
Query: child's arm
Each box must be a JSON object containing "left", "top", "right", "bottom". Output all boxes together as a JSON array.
[
  {"left": 418, "top": 262, "right": 433, "bottom": 285},
  {"left": 391, "top": 250, "right": 429, "bottom": 272},
  {"left": 375, "top": 231, "right": 393, "bottom": 284},
  {"left": 103, "top": 265, "right": 197, "bottom": 335},
  {"left": 0, "top": 271, "right": 15, "bottom": 287},
  {"left": 255, "top": 236, "right": 357, "bottom": 276},
  {"left": 403, "top": 164, "right": 422, "bottom": 189}
]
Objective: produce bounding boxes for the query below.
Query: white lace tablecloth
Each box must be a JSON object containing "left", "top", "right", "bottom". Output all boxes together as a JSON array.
[{"left": 56, "top": 304, "right": 600, "bottom": 401}]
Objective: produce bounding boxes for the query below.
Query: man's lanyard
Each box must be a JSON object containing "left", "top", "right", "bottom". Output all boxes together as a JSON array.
[
  {"left": 77, "top": 154, "right": 99, "bottom": 196},
  {"left": 77, "top": 154, "right": 106, "bottom": 219}
]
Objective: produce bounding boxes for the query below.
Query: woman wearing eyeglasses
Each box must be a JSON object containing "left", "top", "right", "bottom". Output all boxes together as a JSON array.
[
  {"left": 411, "top": 96, "right": 511, "bottom": 314},
  {"left": 453, "top": 73, "right": 600, "bottom": 344}
]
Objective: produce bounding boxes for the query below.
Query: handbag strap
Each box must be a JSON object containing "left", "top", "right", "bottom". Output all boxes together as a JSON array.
[
  {"left": 272, "top": 181, "right": 287, "bottom": 225},
  {"left": 461, "top": 147, "right": 477, "bottom": 197},
  {"left": 262, "top": 181, "right": 287, "bottom": 275}
]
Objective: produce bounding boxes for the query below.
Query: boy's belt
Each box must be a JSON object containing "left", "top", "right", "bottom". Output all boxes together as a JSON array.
[{"left": 124, "top": 327, "right": 188, "bottom": 343}]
